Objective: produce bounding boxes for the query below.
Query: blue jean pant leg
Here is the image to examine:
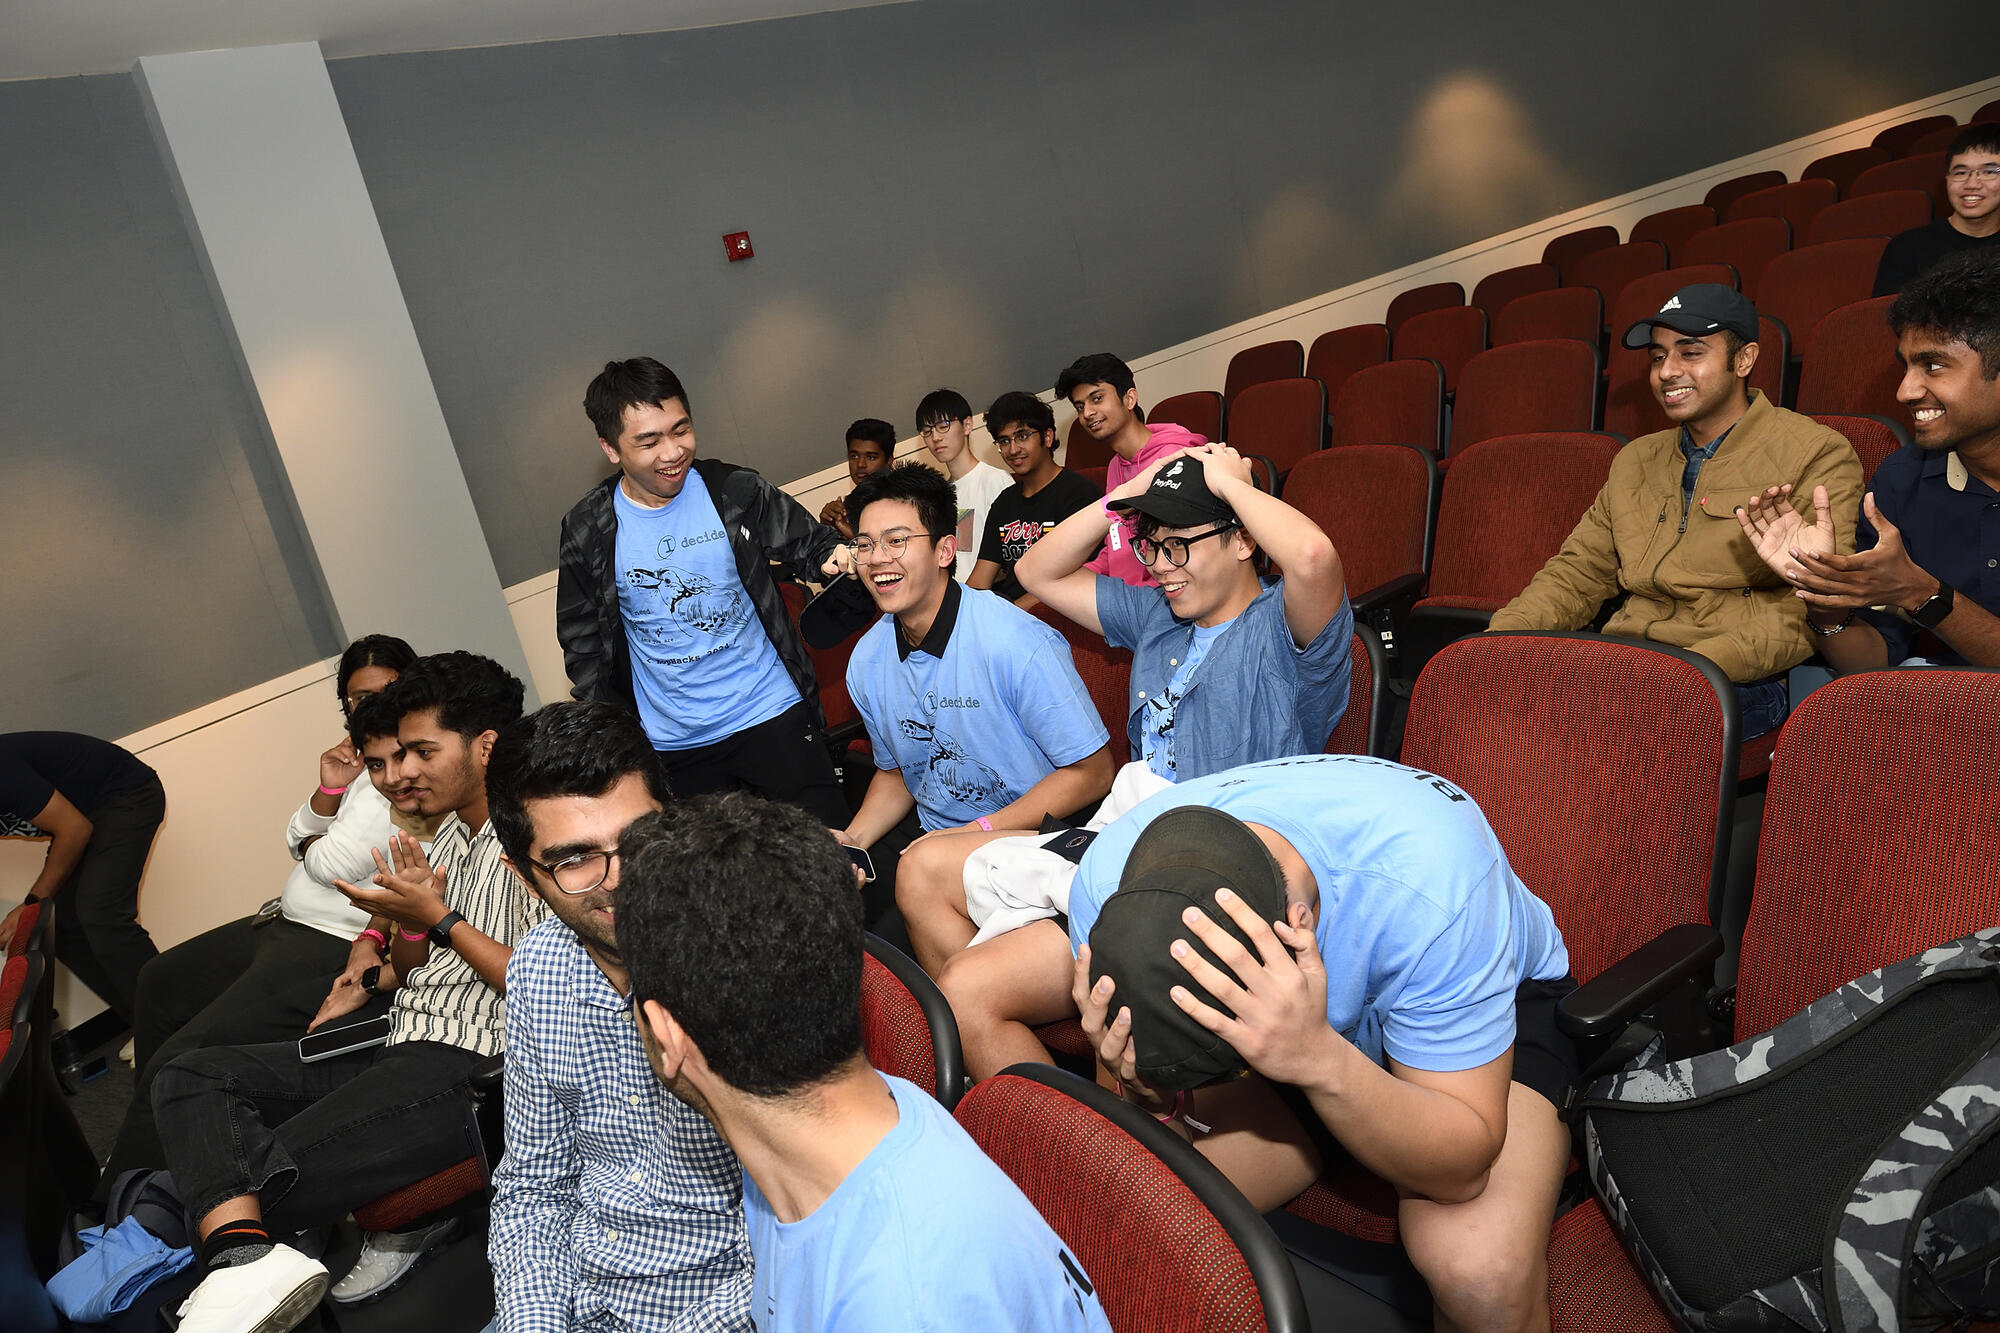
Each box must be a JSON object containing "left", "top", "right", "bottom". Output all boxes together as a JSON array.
[{"left": 1740, "top": 676, "right": 1791, "bottom": 740}]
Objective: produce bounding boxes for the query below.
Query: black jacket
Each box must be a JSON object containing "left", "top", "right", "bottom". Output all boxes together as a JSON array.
[{"left": 555, "top": 460, "right": 843, "bottom": 729}]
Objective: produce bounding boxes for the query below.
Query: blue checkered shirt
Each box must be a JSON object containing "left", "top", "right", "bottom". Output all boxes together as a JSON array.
[{"left": 489, "top": 918, "right": 751, "bottom": 1331}]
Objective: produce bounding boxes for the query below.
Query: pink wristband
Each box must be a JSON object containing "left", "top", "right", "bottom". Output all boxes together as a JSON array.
[
  {"left": 358, "top": 928, "right": 389, "bottom": 952},
  {"left": 1118, "top": 1084, "right": 1187, "bottom": 1123},
  {"left": 397, "top": 927, "right": 429, "bottom": 942},
  {"left": 317, "top": 783, "right": 348, "bottom": 797},
  {"left": 976, "top": 816, "right": 994, "bottom": 832}
]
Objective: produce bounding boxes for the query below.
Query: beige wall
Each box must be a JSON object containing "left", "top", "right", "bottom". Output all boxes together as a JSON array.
[{"left": 30, "top": 72, "right": 1997, "bottom": 1027}]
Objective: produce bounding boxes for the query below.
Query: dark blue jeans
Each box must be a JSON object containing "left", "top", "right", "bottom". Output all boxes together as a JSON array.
[
  {"left": 1739, "top": 676, "right": 1791, "bottom": 741},
  {"left": 152, "top": 1036, "right": 483, "bottom": 1232}
]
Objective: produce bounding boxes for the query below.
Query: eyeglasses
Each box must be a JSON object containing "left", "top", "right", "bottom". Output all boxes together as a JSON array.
[
  {"left": 853, "top": 532, "right": 945, "bottom": 560},
  {"left": 525, "top": 848, "right": 620, "bottom": 896},
  {"left": 994, "top": 429, "right": 1046, "bottom": 449},
  {"left": 1134, "top": 523, "right": 1240, "bottom": 568},
  {"left": 1947, "top": 164, "right": 2000, "bottom": 183},
  {"left": 917, "top": 420, "right": 962, "bottom": 440}
]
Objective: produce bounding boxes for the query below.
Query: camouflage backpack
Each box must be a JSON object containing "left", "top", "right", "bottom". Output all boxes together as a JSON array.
[{"left": 1576, "top": 928, "right": 2000, "bottom": 1332}]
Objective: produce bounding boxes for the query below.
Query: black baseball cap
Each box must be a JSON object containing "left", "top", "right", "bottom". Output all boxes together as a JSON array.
[
  {"left": 1105, "top": 453, "right": 1236, "bottom": 530},
  {"left": 1621, "top": 283, "right": 1759, "bottom": 349},
  {"left": 1086, "top": 806, "right": 1292, "bottom": 1092}
]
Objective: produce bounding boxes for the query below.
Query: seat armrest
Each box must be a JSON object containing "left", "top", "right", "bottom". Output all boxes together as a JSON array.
[
  {"left": 826, "top": 718, "right": 867, "bottom": 748},
  {"left": 1557, "top": 923, "right": 1723, "bottom": 1041},
  {"left": 470, "top": 1052, "right": 507, "bottom": 1097},
  {"left": 1350, "top": 571, "right": 1427, "bottom": 618}
]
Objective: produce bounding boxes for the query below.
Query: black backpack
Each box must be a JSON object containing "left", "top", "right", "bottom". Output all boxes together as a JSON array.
[
  {"left": 1575, "top": 928, "right": 2000, "bottom": 1332},
  {"left": 57, "top": 1169, "right": 200, "bottom": 1333}
]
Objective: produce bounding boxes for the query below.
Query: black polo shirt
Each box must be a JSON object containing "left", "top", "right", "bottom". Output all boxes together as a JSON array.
[{"left": 1857, "top": 446, "right": 2000, "bottom": 664}]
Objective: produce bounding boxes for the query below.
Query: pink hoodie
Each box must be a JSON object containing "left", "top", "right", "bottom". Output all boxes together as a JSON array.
[{"left": 1087, "top": 422, "right": 1208, "bottom": 586}]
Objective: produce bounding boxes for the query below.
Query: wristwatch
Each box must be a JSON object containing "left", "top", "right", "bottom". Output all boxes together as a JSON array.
[
  {"left": 1908, "top": 582, "right": 1955, "bottom": 630},
  {"left": 427, "top": 910, "right": 467, "bottom": 949},
  {"left": 360, "top": 965, "right": 382, "bottom": 996}
]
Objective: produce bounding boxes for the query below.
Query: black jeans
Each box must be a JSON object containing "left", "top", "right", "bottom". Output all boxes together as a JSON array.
[
  {"left": 54, "top": 776, "right": 167, "bottom": 1026},
  {"left": 658, "top": 700, "right": 849, "bottom": 826},
  {"left": 105, "top": 916, "right": 353, "bottom": 1184},
  {"left": 152, "top": 1037, "right": 484, "bottom": 1233}
]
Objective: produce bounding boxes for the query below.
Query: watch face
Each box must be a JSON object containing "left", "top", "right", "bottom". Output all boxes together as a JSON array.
[{"left": 1914, "top": 586, "right": 1955, "bottom": 629}]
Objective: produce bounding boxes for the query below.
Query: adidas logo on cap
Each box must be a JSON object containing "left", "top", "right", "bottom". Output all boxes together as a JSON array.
[{"left": 1660, "top": 296, "right": 1682, "bottom": 312}]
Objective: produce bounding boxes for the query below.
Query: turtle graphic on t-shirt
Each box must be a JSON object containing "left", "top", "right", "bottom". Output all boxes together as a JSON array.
[
  {"left": 898, "top": 719, "right": 1005, "bottom": 806},
  {"left": 626, "top": 567, "right": 748, "bottom": 636}
]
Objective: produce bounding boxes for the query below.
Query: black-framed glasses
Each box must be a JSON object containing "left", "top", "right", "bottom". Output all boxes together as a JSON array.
[
  {"left": 1134, "top": 523, "right": 1240, "bottom": 568},
  {"left": 853, "top": 532, "right": 946, "bottom": 560},
  {"left": 993, "top": 428, "right": 1046, "bottom": 449},
  {"left": 525, "top": 848, "right": 620, "bottom": 895},
  {"left": 917, "top": 420, "right": 962, "bottom": 440}
]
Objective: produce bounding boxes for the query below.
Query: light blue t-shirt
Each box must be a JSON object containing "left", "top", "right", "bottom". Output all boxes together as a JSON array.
[
  {"left": 846, "top": 585, "right": 1109, "bottom": 831},
  {"left": 742, "top": 1074, "right": 1113, "bottom": 1333},
  {"left": 1140, "top": 617, "right": 1229, "bottom": 780},
  {"left": 1068, "top": 754, "right": 1570, "bottom": 1073},
  {"left": 613, "top": 473, "right": 801, "bottom": 750}
]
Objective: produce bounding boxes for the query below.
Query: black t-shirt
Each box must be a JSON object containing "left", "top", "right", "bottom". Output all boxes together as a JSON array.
[
  {"left": 976, "top": 469, "right": 1104, "bottom": 602},
  {"left": 0, "top": 732, "right": 154, "bottom": 828},
  {"left": 1873, "top": 220, "right": 2000, "bottom": 296}
]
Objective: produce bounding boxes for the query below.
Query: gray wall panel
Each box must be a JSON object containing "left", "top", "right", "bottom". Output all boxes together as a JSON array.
[
  {"left": 0, "top": 75, "right": 338, "bottom": 738},
  {"left": 327, "top": 0, "right": 1997, "bottom": 587}
]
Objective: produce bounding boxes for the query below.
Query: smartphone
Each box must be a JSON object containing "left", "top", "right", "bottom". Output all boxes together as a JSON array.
[
  {"left": 846, "top": 844, "right": 876, "bottom": 883},
  {"left": 297, "top": 1015, "right": 393, "bottom": 1064}
]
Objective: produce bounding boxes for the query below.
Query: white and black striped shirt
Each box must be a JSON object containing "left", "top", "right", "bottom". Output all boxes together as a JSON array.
[{"left": 388, "top": 815, "right": 546, "bottom": 1058}]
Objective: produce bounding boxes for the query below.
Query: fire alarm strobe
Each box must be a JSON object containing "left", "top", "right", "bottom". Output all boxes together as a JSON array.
[{"left": 723, "top": 231, "right": 753, "bottom": 261}]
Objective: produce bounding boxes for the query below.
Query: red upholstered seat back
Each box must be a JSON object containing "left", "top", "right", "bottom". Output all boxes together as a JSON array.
[
  {"left": 1851, "top": 152, "right": 1951, "bottom": 219},
  {"left": 1283, "top": 445, "right": 1434, "bottom": 602},
  {"left": 1401, "top": 633, "right": 1730, "bottom": 982},
  {"left": 1794, "top": 295, "right": 1903, "bottom": 420},
  {"left": 1064, "top": 416, "right": 1111, "bottom": 470},
  {"left": 1541, "top": 224, "right": 1619, "bottom": 279},
  {"left": 0, "top": 957, "right": 26, "bottom": 1023},
  {"left": 1735, "top": 669, "right": 2000, "bottom": 1039},
  {"left": 1802, "top": 145, "right": 1890, "bottom": 198},
  {"left": 1322, "top": 632, "right": 1378, "bottom": 757},
  {"left": 1757, "top": 237, "right": 1889, "bottom": 360},
  {"left": 1384, "top": 281, "right": 1463, "bottom": 335},
  {"left": 860, "top": 951, "right": 937, "bottom": 1097},
  {"left": 1807, "top": 189, "right": 1933, "bottom": 245},
  {"left": 1305, "top": 323, "right": 1390, "bottom": 407},
  {"left": 1029, "top": 603, "right": 1134, "bottom": 762},
  {"left": 1425, "top": 434, "right": 1620, "bottom": 608},
  {"left": 6, "top": 902, "right": 38, "bottom": 958},
  {"left": 1222, "top": 339, "right": 1303, "bottom": 414},
  {"left": 780, "top": 581, "right": 863, "bottom": 732},
  {"left": 1491, "top": 286, "right": 1601, "bottom": 347},
  {"left": 1873, "top": 115, "right": 1957, "bottom": 157},
  {"left": 1452, "top": 340, "right": 1599, "bottom": 451},
  {"left": 1393, "top": 304, "right": 1487, "bottom": 394},
  {"left": 1148, "top": 391, "right": 1223, "bottom": 444},
  {"left": 1327, "top": 359, "right": 1443, "bottom": 454},
  {"left": 1567, "top": 241, "right": 1668, "bottom": 328},
  {"left": 1680, "top": 216, "right": 1792, "bottom": 300},
  {"left": 1703, "top": 169, "right": 1787, "bottom": 217},
  {"left": 1808, "top": 413, "right": 1909, "bottom": 485},
  {"left": 954, "top": 1072, "right": 1274, "bottom": 1332},
  {"left": 1470, "top": 262, "right": 1559, "bottom": 321},
  {"left": 1224, "top": 377, "right": 1325, "bottom": 473},
  {"left": 352, "top": 1157, "right": 487, "bottom": 1234},
  {"left": 1629, "top": 204, "right": 1717, "bottom": 264},
  {"left": 1724, "top": 178, "right": 1837, "bottom": 241}
]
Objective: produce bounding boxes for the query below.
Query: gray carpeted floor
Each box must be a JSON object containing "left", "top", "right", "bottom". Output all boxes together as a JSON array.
[{"left": 62, "top": 1031, "right": 135, "bottom": 1162}]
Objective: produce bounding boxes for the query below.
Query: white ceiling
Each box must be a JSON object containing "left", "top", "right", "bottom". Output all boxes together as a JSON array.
[{"left": 0, "top": 0, "right": 914, "bottom": 82}]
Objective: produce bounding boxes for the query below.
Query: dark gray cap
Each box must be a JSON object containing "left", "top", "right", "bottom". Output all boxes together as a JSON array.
[{"left": 1620, "top": 283, "right": 1759, "bottom": 349}]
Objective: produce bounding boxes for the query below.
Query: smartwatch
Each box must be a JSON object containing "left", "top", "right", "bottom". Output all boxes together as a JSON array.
[
  {"left": 360, "top": 965, "right": 382, "bottom": 996},
  {"left": 1909, "top": 582, "right": 1955, "bottom": 630},
  {"left": 427, "top": 910, "right": 467, "bottom": 949}
]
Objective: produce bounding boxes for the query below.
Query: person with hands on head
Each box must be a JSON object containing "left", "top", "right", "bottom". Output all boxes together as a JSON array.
[
  {"left": 1737, "top": 248, "right": 2000, "bottom": 673},
  {"left": 893, "top": 442, "right": 1352, "bottom": 1074},
  {"left": 1067, "top": 755, "right": 1574, "bottom": 1333},
  {"left": 151, "top": 651, "right": 539, "bottom": 1333},
  {"left": 837, "top": 462, "right": 1115, "bottom": 943}
]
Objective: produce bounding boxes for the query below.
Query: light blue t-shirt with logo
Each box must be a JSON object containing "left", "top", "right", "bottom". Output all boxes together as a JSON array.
[
  {"left": 742, "top": 1074, "right": 1112, "bottom": 1332},
  {"left": 846, "top": 586, "right": 1109, "bottom": 831},
  {"left": 1068, "top": 754, "right": 1570, "bottom": 1074},
  {"left": 613, "top": 472, "right": 801, "bottom": 750},
  {"left": 1139, "top": 617, "right": 1229, "bottom": 780}
]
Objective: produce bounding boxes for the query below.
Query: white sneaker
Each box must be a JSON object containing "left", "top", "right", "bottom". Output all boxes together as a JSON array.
[
  {"left": 119, "top": 1037, "right": 135, "bottom": 1064},
  {"left": 174, "top": 1245, "right": 329, "bottom": 1333},
  {"left": 328, "top": 1218, "right": 458, "bottom": 1305}
]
